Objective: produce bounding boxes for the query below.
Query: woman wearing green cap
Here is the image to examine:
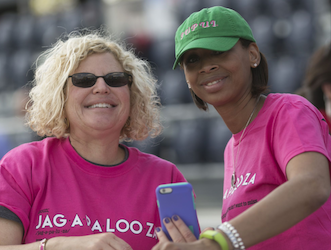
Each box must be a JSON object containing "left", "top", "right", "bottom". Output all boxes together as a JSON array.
[{"left": 152, "top": 6, "right": 331, "bottom": 250}]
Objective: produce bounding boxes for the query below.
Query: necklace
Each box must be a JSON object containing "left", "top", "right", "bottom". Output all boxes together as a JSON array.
[{"left": 231, "top": 95, "right": 261, "bottom": 188}]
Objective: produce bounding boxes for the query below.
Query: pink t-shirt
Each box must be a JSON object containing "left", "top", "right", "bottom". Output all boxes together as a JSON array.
[
  {"left": 222, "top": 93, "right": 331, "bottom": 249},
  {"left": 0, "top": 137, "right": 187, "bottom": 249}
]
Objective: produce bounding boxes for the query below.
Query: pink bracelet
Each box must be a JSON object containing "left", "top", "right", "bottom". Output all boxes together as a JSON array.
[{"left": 39, "top": 238, "right": 48, "bottom": 250}]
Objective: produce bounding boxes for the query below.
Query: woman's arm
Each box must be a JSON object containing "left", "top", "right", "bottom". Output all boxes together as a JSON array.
[
  {"left": 228, "top": 151, "right": 330, "bottom": 248},
  {"left": 0, "top": 217, "right": 39, "bottom": 249},
  {"left": 0, "top": 218, "right": 132, "bottom": 250},
  {"left": 152, "top": 151, "right": 330, "bottom": 250}
]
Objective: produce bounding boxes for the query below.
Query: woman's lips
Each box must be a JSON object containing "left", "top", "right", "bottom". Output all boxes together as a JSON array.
[{"left": 202, "top": 76, "right": 227, "bottom": 87}]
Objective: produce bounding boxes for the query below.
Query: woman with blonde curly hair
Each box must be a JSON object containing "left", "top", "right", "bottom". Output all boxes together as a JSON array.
[{"left": 0, "top": 30, "right": 187, "bottom": 250}]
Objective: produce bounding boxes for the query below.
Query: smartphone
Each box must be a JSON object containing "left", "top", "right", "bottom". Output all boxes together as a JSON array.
[{"left": 156, "top": 182, "right": 200, "bottom": 240}]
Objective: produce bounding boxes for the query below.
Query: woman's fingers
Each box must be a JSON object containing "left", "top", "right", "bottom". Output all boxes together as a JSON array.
[
  {"left": 171, "top": 215, "right": 197, "bottom": 242},
  {"left": 162, "top": 216, "right": 197, "bottom": 243},
  {"left": 53, "top": 233, "right": 133, "bottom": 250},
  {"left": 162, "top": 217, "right": 184, "bottom": 242},
  {"left": 155, "top": 227, "right": 170, "bottom": 244},
  {"left": 105, "top": 233, "right": 133, "bottom": 250}
]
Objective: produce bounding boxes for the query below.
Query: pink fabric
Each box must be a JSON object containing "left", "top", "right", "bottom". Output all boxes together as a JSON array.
[
  {"left": 0, "top": 137, "right": 187, "bottom": 249},
  {"left": 320, "top": 109, "right": 331, "bottom": 131},
  {"left": 222, "top": 93, "right": 331, "bottom": 249}
]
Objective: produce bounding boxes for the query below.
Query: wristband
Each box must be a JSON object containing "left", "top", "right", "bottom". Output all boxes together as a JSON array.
[
  {"left": 39, "top": 238, "right": 48, "bottom": 250},
  {"left": 199, "top": 230, "right": 229, "bottom": 250}
]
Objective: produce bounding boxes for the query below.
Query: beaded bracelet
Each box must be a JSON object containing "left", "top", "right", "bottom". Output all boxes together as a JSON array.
[
  {"left": 39, "top": 238, "right": 48, "bottom": 250},
  {"left": 218, "top": 222, "right": 245, "bottom": 250}
]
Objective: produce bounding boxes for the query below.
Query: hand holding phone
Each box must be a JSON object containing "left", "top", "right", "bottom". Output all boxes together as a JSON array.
[{"left": 156, "top": 182, "right": 200, "bottom": 240}]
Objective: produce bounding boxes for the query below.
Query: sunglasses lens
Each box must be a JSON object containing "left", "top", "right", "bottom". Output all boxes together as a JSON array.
[
  {"left": 104, "top": 73, "right": 132, "bottom": 87},
  {"left": 72, "top": 73, "right": 96, "bottom": 88}
]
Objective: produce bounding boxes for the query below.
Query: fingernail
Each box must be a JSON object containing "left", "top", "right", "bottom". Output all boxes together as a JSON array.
[
  {"left": 164, "top": 217, "right": 170, "bottom": 224},
  {"left": 172, "top": 215, "right": 178, "bottom": 221},
  {"left": 155, "top": 227, "right": 161, "bottom": 232}
]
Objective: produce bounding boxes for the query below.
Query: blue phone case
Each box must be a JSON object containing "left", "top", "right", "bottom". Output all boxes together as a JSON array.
[{"left": 156, "top": 182, "right": 200, "bottom": 240}]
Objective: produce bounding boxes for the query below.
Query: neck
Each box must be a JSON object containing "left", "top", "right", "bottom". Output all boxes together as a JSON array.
[
  {"left": 69, "top": 132, "right": 124, "bottom": 166},
  {"left": 215, "top": 94, "right": 264, "bottom": 134}
]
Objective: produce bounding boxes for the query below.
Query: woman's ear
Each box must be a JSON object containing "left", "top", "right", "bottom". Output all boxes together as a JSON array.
[{"left": 249, "top": 43, "right": 260, "bottom": 68}]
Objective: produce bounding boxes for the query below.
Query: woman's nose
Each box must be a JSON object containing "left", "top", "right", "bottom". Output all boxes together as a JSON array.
[
  {"left": 92, "top": 77, "right": 110, "bottom": 94},
  {"left": 199, "top": 61, "right": 219, "bottom": 74}
]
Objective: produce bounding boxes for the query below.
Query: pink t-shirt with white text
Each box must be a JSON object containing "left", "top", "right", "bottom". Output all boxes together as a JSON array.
[
  {"left": 0, "top": 137, "right": 187, "bottom": 249},
  {"left": 222, "top": 93, "right": 331, "bottom": 249}
]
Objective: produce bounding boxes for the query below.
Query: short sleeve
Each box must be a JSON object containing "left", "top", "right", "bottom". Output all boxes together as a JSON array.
[
  {"left": 272, "top": 98, "right": 331, "bottom": 173},
  {"left": 0, "top": 147, "right": 33, "bottom": 233}
]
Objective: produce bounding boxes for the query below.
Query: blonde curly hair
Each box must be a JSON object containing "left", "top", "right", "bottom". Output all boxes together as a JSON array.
[{"left": 26, "top": 29, "right": 162, "bottom": 142}]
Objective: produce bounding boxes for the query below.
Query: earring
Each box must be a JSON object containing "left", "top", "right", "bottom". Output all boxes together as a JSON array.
[
  {"left": 187, "top": 81, "right": 191, "bottom": 89},
  {"left": 253, "top": 63, "right": 258, "bottom": 67}
]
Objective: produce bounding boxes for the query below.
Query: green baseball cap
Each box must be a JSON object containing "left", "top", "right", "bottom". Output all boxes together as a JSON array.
[{"left": 173, "top": 6, "right": 256, "bottom": 69}]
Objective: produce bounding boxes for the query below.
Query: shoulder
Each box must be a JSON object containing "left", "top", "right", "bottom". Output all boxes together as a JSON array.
[
  {"left": 266, "top": 93, "right": 314, "bottom": 108},
  {"left": 123, "top": 145, "right": 186, "bottom": 182},
  {"left": 257, "top": 93, "right": 329, "bottom": 141},
  {"left": 264, "top": 93, "right": 321, "bottom": 118},
  {"left": 126, "top": 145, "right": 176, "bottom": 166},
  {"left": 1, "top": 137, "right": 65, "bottom": 164}
]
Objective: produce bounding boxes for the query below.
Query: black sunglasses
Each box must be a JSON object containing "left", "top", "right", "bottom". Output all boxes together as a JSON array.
[{"left": 68, "top": 72, "right": 133, "bottom": 88}]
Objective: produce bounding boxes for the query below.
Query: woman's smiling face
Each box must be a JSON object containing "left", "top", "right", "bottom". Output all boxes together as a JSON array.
[
  {"left": 182, "top": 41, "right": 258, "bottom": 108},
  {"left": 65, "top": 52, "right": 131, "bottom": 137}
]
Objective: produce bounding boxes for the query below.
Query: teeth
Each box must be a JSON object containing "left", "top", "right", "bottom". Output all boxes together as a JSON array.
[
  {"left": 206, "top": 79, "right": 221, "bottom": 86},
  {"left": 87, "top": 103, "right": 113, "bottom": 108}
]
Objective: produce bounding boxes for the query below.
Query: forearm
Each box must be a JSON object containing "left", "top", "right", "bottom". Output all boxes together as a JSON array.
[
  {"left": 226, "top": 174, "right": 329, "bottom": 248},
  {"left": 0, "top": 234, "right": 133, "bottom": 250},
  {"left": 0, "top": 242, "right": 39, "bottom": 250}
]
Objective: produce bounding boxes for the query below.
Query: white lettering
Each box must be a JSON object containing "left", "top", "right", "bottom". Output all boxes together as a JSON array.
[
  {"left": 130, "top": 221, "right": 143, "bottom": 234},
  {"left": 54, "top": 214, "right": 67, "bottom": 227},
  {"left": 242, "top": 173, "right": 251, "bottom": 186},
  {"left": 146, "top": 222, "right": 154, "bottom": 237},
  {"left": 91, "top": 220, "right": 103, "bottom": 232},
  {"left": 36, "top": 215, "right": 42, "bottom": 229},
  {"left": 86, "top": 215, "right": 91, "bottom": 227},
  {"left": 236, "top": 175, "right": 244, "bottom": 188},
  {"left": 153, "top": 230, "right": 158, "bottom": 239},
  {"left": 42, "top": 215, "right": 53, "bottom": 228},
  {"left": 224, "top": 172, "right": 258, "bottom": 199},
  {"left": 36, "top": 214, "right": 156, "bottom": 236},
  {"left": 71, "top": 214, "right": 83, "bottom": 227},
  {"left": 116, "top": 219, "right": 129, "bottom": 233},
  {"left": 106, "top": 219, "right": 115, "bottom": 232},
  {"left": 223, "top": 189, "right": 228, "bottom": 200},
  {"left": 248, "top": 173, "right": 256, "bottom": 185},
  {"left": 229, "top": 186, "right": 234, "bottom": 196}
]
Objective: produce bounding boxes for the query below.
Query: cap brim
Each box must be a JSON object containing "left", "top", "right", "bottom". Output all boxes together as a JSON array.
[{"left": 173, "top": 37, "right": 240, "bottom": 69}]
